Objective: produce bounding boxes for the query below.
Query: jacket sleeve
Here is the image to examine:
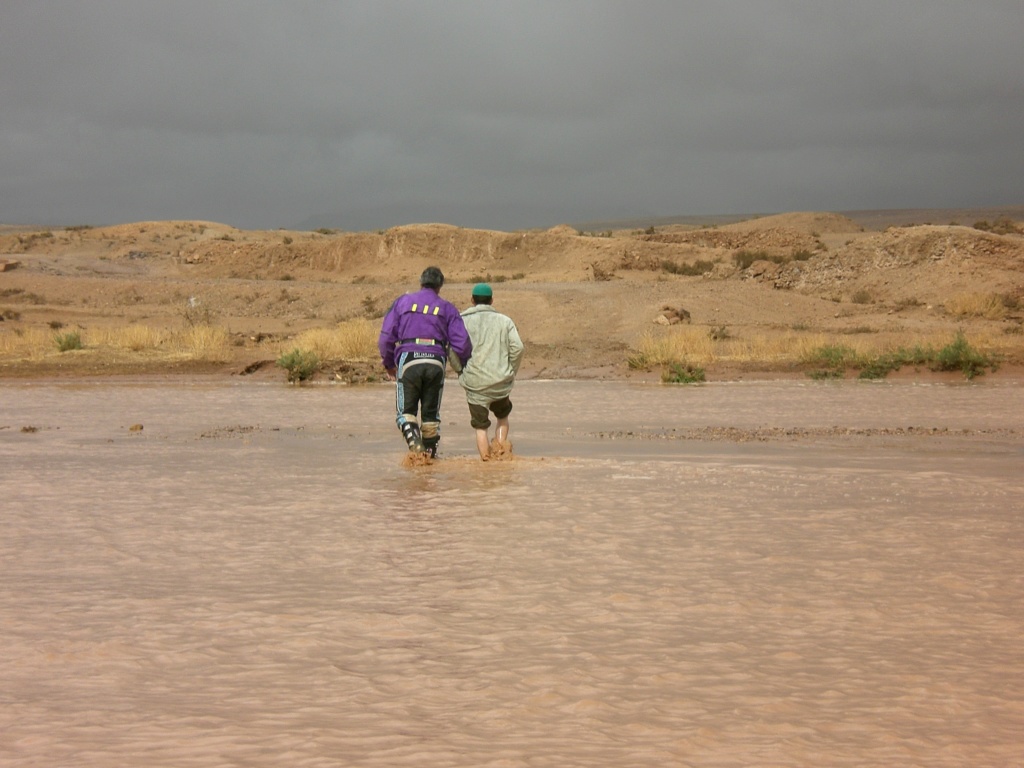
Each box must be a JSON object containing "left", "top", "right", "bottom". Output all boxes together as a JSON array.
[
  {"left": 378, "top": 302, "right": 400, "bottom": 369},
  {"left": 446, "top": 305, "right": 473, "bottom": 366},
  {"left": 507, "top": 319, "right": 524, "bottom": 374}
]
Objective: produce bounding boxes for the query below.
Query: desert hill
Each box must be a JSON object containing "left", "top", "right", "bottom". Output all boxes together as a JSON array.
[{"left": 1, "top": 208, "right": 1022, "bottom": 379}]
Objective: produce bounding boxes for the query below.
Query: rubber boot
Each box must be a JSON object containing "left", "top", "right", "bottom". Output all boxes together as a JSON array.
[
  {"left": 400, "top": 420, "right": 425, "bottom": 453},
  {"left": 423, "top": 436, "right": 439, "bottom": 459}
]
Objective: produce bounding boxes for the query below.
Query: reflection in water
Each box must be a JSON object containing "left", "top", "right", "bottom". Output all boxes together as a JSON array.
[{"left": 1, "top": 379, "right": 1022, "bottom": 766}]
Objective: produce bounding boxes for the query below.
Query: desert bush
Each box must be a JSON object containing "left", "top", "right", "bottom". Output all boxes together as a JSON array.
[
  {"left": 931, "top": 331, "right": 997, "bottom": 379},
  {"left": 662, "top": 259, "right": 717, "bottom": 276},
  {"left": 0, "top": 289, "right": 47, "bottom": 304},
  {"left": 662, "top": 362, "right": 706, "bottom": 384},
  {"left": 182, "top": 299, "right": 216, "bottom": 327},
  {"left": 973, "top": 218, "right": 1023, "bottom": 235},
  {"left": 733, "top": 250, "right": 767, "bottom": 270},
  {"left": 791, "top": 249, "right": 814, "bottom": 261},
  {"left": 469, "top": 272, "right": 515, "bottom": 285},
  {"left": 277, "top": 348, "right": 320, "bottom": 383},
  {"left": 893, "top": 297, "right": 924, "bottom": 311},
  {"left": 857, "top": 345, "right": 933, "bottom": 379},
  {"left": 361, "top": 294, "right": 381, "bottom": 318},
  {"left": 801, "top": 332, "right": 998, "bottom": 380},
  {"left": 807, "top": 368, "right": 844, "bottom": 380},
  {"left": 733, "top": 250, "right": 793, "bottom": 270},
  {"left": 804, "top": 344, "right": 862, "bottom": 374},
  {"left": 54, "top": 331, "right": 83, "bottom": 352},
  {"left": 851, "top": 289, "right": 873, "bottom": 305}
]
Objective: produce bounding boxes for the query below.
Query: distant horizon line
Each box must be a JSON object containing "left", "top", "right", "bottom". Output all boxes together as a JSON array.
[{"left": 3, "top": 203, "right": 1022, "bottom": 235}]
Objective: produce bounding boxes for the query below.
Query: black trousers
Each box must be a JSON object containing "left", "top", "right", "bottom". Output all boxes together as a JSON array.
[{"left": 395, "top": 355, "right": 446, "bottom": 450}]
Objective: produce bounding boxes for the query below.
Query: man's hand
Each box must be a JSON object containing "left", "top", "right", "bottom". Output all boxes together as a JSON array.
[{"left": 385, "top": 367, "right": 397, "bottom": 381}]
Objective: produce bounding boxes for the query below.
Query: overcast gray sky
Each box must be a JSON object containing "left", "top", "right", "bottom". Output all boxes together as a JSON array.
[{"left": 2, "top": 1, "right": 1022, "bottom": 231}]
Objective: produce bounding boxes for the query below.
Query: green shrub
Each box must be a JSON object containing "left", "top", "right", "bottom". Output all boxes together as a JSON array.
[
  {"left": 808, "top": 369, "right": 844, "bottom": 380},
  {"left": 806, "top": 344, "right": 860, "bottom": 370},
  {"left": 805, "top": 333, "right": 996, "bottom": 380},
  {"left": 733, "top": 250, "right": 768, "bottom": 270},
  {"left": 662, "top": 259, "right": 717, "bottom": 276},
  {"left": 931, "top": 331, "right": 997, "bottom": 380},
  {"left": 974, "top": 218, "right": 1023, "bottom": 235},
  {"left": 54, "top": 331, "right": 83, "bottom": 352},
  {"left": 662, "top": 362, "right": 706, "bottom": 384},
  {"left": 276, "top": 348, "right": 320, "bottom": 383},
  {"left": 733, "top": 249, "right": 815, "bottom": 270}
]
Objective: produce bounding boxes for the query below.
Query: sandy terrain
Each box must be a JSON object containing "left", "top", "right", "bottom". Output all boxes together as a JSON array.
[{"left": 1, "top": 207, "right": 1022, "bottom": 381}]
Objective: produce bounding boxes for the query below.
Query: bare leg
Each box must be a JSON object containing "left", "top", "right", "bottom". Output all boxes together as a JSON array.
[
  {"left": 475, "top": 428, "right": 491, "bottom": 460},
  {"left": 495, "top": 417, "right": 509, "bottom": 444}
]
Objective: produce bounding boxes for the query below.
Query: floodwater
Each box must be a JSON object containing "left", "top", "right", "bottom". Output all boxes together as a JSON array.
[{"left": 1, "top": 378, "right": 1022, "bottom": 767}]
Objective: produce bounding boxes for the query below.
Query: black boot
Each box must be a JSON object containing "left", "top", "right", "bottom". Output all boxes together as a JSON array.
[{"left": 400, "top": 421, "right": 425, "bottom": 453}]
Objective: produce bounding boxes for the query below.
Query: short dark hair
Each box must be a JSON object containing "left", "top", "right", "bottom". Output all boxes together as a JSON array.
[
  {"left": 420, "top": 266, "right": 445, "bottom": 289},
  {"left": 472, "top": 294, "right": 493, "bottom": 305}
]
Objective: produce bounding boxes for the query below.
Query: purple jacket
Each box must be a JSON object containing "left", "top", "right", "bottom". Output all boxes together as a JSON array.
[{"left": 378, "top": 287, "right": 473, "bottom": 371}]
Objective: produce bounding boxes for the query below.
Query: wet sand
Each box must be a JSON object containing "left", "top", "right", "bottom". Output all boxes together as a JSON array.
[{"left": 2, "top": 379, "right": 1022, "bottom": 767}]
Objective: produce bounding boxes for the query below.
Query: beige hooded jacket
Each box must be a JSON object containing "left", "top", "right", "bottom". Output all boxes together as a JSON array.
[{"left": 456, "top": 304, "right": 524, "bottom": 406}]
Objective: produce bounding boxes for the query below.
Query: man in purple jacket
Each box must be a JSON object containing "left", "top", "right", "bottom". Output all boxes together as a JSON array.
[{"left": 378, "top": 267, "right": 473, "bottom": 458}]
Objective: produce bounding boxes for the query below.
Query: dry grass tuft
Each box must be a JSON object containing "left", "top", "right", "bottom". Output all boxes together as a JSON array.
[
  {"left": 174, "top": 325, "right": 231, "bottom": 361},
  {"left": 629, "top": 327, "right": 716, "bottom": 367},
  {"left": 93, "top": 324, "right": 167, "bottom": 351},
  {"left": 1, "top": 323, "right": 231, "bottom": 365},
  {"left": 0, "top": 328, "right": 52, "bottom": 360},
  {"left": 291, "top": 318, "right": 379, "bottom": 361},
  {"left": 630, "top": 328, "right": 838, "bottom": 367},
  {"left": 944, "top": 293, "right": 1008, "bottom": 320}
]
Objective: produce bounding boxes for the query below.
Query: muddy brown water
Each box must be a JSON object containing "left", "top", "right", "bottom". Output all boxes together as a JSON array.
[{"left": 2, "top": 378, "right": 1022, "bottom": 767}]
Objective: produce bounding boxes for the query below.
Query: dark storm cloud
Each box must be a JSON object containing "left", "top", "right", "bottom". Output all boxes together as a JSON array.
[{"left": 1, "top": 1, "right": 1022, "bottom": 230}]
